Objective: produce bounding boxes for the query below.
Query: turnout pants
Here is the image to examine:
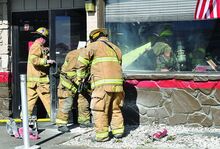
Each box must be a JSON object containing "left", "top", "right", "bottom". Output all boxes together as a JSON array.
[
  {"left": 56, "top": 85, "right": 90, "bottom": 125},
  {"left": 27, "top": 82, "right": 50, "bottom": 117},
  {"left": 90, "top": 87, "right": 125, "bottom": 140},
  {"left": 56, "top": 85, "right": 74, "bottom": 125},
  {"left": 77, "top": 93, "right": 90, "bottom": 124}
]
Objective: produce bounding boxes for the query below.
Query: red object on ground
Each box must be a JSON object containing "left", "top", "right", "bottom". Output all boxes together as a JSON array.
[
  {"left": 152, "top": 129, "right": 168, "bottom": 139},
  {"left": 18, "top": 127, "right": 40, "bottom": 140}
]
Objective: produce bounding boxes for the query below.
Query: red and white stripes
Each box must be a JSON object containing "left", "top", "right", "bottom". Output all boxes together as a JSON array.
[{"left": 194, "top": 0, "right": 220, "bottom": 19}]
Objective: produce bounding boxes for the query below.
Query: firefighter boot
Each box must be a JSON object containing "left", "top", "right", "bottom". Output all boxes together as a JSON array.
[
  {"left": 95, "top": 136, "right": 110, "bottom": 142},
  {"left": 113, "top": 133, "right": 123, "bottom": 139},
  {"left": 58, "top": 125, "right": 70, "bottom": 133},
  {"left": 79, "top": 122, "right": 93, "bottom": 128}
]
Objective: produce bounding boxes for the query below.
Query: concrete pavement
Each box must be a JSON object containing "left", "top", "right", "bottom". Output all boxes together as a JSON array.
[
  {"left": 0, "top": 122, "right": 93, "bottom": 149},
  {"left": 3, "top": 121, "right": 220, "bottom": 149}
]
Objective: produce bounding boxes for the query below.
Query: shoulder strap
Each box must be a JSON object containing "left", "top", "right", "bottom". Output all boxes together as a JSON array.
[{"left": 100, "top": 40, "right": 120, "bottom": 62}]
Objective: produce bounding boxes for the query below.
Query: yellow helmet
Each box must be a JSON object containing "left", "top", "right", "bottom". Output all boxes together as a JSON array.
[
  {"left": 32, "top": 27, "right": 49, "bottom": 37},
  {"left": 89, "top": 28, "right": 108, "bottom": 41},
  {"left": 152, "top": 42, "right": 172, "bottom": 56}
]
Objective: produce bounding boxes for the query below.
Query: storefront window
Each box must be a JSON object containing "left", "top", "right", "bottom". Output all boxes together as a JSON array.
[
  {"left": 105, "top": 0, "right": 220, "bottom": 73},
  {"left": 106, "top": 20, "right": 220, "bottom": 72}
]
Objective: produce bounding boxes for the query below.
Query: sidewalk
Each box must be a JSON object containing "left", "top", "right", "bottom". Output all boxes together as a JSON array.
[
  {"left": 1, "top": 122, "right": 220, "bottom": 149},
  {"left": 0, "top": 122, "right": 92, "bottom": 149},
  {"left": 63, "top": 124, "right": 220, "bottom": 149}
]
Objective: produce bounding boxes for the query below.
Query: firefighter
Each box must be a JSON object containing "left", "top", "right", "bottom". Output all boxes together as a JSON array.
[
  {"left": 154, "top": 42, "right": 178, "bottom": 71},
  {"left": 27, "top": 27, "right": 55, "bottom": 117},
  {"left": 189, "top": 46, "right": 207, "bottom": 69},
  {"left": 123, "top": 25, "right": 174, "bottom": 70},
  {"left": 56, "top": 48, "right": 91, "bottom": 133},
  {"left": 76, "top": 28, "right": 125, "bottom": 142}
]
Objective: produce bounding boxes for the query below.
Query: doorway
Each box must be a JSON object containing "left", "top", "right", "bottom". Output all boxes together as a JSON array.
[
  {"left": 49, "top": 9, "right": 87, "bottom": 121},
  {"left": 12, "top": 9, "right": 86, "bottom": 120},
  {"left": 12, "top": 11, "right": 49, "bottom": 118}
]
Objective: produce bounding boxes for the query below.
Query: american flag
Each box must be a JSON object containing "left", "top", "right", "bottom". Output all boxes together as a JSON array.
[{"left": 194, "top": 0, "right": 220, "bottom": 19}]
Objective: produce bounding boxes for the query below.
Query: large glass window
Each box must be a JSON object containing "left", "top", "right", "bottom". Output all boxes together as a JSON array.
[
  {"left": 105, "top": 1, "right": 220, "bottom": 73},
  {"left": 106, "top": 20, "right": 220, "bottom": 72}
]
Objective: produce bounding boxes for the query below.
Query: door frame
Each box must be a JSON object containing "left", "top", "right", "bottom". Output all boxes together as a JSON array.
[
  {"left": 11, "top": 9, "right": 87, "bottom": 122},
  {"left": 49, "top": 9, "right": 87, "bottom": 122},
  {"left": 12, "top": 25, "right": 21, "bottom": 118},
  {"left": 49, "top": 10, "right": 57, "bottom": 122},
  {"left": 11, "top": 11, "right": 49, "bottom": 118}
]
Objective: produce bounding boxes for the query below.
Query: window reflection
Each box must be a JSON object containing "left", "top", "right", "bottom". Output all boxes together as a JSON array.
[{"left": 106, "top": 20, "right": 220, "bottom": 72}]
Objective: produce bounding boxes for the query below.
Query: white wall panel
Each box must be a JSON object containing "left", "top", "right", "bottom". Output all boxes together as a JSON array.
[{"left": 106, "top": 0, "right": 197, "bottom": 22}]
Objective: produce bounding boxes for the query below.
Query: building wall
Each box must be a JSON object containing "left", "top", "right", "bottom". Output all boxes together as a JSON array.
[
  {"left": 105, "top": 0, "right": 220, "bottom": 127},
  {"left": 86, "top": 8, "right": 98, "bottom": 40},
  {"left": 3, "top": 0, "right": 219, "bottom": 127},
  {"left": 0, "top": 0, "right": 9, "bottom": 71},
  {"left": 0, "top": 0, "right": 97, "bottom": 120},
  {"left": 0, "top": 0, "right": 11, "bottom": 119},
  {"left": 11, "top": 0, "right": 84, "bottom": 12},
  {"left": 124, "top": 80, "right": 220, "bottom": 127}
]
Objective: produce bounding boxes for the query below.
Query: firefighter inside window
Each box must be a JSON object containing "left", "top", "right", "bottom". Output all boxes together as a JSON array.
[
  {"left": 108, "top": 20, "right": 220, "bottom": 72},
  {"left": 122, "top": 24, "right": 178, "bottom": 71},
  {"left": 188, "top": 32, "right": 220, "bottom": 72},
  {"left": 154, "top": 42, "right": 178, "bottom": 72}
]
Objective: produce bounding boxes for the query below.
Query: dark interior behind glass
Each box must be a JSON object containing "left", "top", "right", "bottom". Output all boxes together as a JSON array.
[{"left": 106, "top": 19, "right": 220, "bottom": 72}]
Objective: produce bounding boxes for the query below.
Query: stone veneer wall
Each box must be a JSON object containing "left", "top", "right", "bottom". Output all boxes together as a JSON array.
[
  {"left": 123, "top": 81, "right": 220, "bottom": 127},
  {"left": 0, "top": 73, "right": 11, "bottom": 119},
  {"left": 0, "top": 0, "right": 11, "bottom": 119}
]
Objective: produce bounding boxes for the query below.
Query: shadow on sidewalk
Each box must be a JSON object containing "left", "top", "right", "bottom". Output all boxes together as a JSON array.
[{"left": 36, "top": 131, "right": 64, "bottom": 145}]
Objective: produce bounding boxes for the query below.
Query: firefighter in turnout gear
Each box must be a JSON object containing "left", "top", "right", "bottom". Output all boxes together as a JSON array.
[
  {"left": 154, "top": 42, "right": 178, "bottom": 71},
  {"left": 56, "top": 48, "right": 91, "bottom": 133},
  {"left": 76, "top": 28, "right": 125, "bottom": 142},
  {"left": 27, "top": 27, "right": 55, "bottom": 117}
]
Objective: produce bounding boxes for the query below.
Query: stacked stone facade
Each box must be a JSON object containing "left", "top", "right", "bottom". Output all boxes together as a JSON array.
[
  {"left": 0, "top": 0, "right": 11, "bottom": 119},
  {"left": 124, "top": 80, "right": 220, "bottom": 127}
]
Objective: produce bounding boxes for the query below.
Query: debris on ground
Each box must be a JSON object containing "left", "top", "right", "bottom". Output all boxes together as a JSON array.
[{"left": 5, "top": 118, "right": 40, "bottom": 140}]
